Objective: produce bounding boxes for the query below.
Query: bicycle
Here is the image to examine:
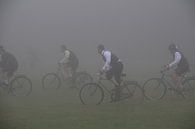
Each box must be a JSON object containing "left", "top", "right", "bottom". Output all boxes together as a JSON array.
[
  {"left": 79, "top": 71, "right": 144, "bottom": 105},
  {"left": 42, "top": 63, "right": 93, "bottom": 90},
  {"left": 0, "top": 74, "right": 32, "bottom": 96},
  {"left": 143, "top": 68, "right": 195, "bottom": 100}
]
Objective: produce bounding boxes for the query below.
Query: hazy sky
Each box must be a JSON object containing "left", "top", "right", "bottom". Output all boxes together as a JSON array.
[{"left": 0, "top": 0, "right": 195, "bottom": 77}]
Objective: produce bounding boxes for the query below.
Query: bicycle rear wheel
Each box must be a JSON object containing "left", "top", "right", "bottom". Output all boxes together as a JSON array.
[
  {"left": 73, "top": 72, "right": 93, "bottom": 89},
  {"left": 143, "top": 78, "right": 167, "bottom": 100},
  {"left": 182, "top": 77, "right": 195, "bottom": 99},
  {"left": 42, "top": 73, "right": 61, "bottom": 90},
  {"left": 121, "top": 81, "right": 144, "bottom": 105},
  {"left": 10, "top": 75, "right": 32, "bottom": 96},
  {"left": 79, "top": 83, "right": 104, "bottom": 105}
]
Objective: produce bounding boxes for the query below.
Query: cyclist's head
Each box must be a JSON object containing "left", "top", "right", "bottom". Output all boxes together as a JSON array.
[
  {"left": 60, "top": 45, "right": 67, "bottom": 52},
  {"left": 97, "top": 44, "right": 105, "bottom": 54},
  {"left": 168, "top": 43, "right": 178, "bottom": 53}
]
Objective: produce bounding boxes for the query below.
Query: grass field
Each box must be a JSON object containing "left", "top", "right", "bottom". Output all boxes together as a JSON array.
[{"left": 0, "top": 79, "right": 195, "bottom": 129}]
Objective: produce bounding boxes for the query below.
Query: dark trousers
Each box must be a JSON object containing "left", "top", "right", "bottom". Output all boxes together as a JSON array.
[{"left": 106, "top": 62, "right": 124, "bottom": 85}]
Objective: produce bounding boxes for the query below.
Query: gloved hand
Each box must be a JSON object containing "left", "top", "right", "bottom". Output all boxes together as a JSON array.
[
  {"left": 164, "top": 64, "right": 170, "bottom": 71},
  {"left": 102, "top": 65, "right": 111, "bottom": 72}
]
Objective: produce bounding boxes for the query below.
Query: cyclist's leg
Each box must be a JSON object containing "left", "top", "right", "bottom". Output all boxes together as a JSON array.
[
  {"left": 66, "top": 67, "right": 72, "bottom": 78},
  {"left": 170, "top": 72, "right": 180, "bottom": 89},
  {"left": 172, "top": 68, "right": 185, "bottom": 90},
  {"left": 61, "top": 63, "right": 69, "bottom": 80},
  {"left": 67, "top": 60, "right": 79, "bottom": 78},
  {"left": 175, "top": 67, "right": 188, "bottom": 90},
  {"left": 0, "top": 69, "right": 10, "bottom": 85},
  {"left": 105, "top": 69, "right": 113, "bottom": 80},
  {"left": 7, "top": 70, "right": 15, "bottom": 79},
  {"left": 71, "top": 62, "right": 78, "bottom": 77},
  {"left": 113, "top": 62, "right": 124, "bottom": 101},
  {"left": 105, "top": 69, "right": 120, "bottom": 102},
  {"left": 5, "top": 70, "right": 15, "bottom": 85},
  {"left": 68, "top": 64, "right": 78, "bottom": 87},
  {"left": 113, "top": 62, "right": 124, "bottom": 85}
]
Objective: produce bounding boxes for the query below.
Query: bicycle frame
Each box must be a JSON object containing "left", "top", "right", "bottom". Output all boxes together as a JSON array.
[
  {"left": 95, "top": 73, "right": 123, "bottom": 95},
  {"left": 0, "top": 73, "right": 30, "bottom": 95},
  {"left": 0, "top": 73, "right": 17, "bottom": 88},
  {"left": 56, "top": 63, "right": 68, "bottom": 81},
  {"left": 159, "top": 70, "right": 186, "bottom": 90},
  {"left": 56, "top": 63, "right": 78, "bottom": 80}
]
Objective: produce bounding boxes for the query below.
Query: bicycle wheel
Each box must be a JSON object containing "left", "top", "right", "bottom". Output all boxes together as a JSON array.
[
  {"left": 74, "top": 72, "right": 93, "bottom": 89},
  {"left": 42, "top": 73, "right": 61, "bottom": 90},
  {"left": 143, "top": 78, "right": 167, "bottom": 100},
  {"left": 79, "top": 83, "right": 104, "bottom": 105},
  {"left": 182, "top": 77, "right": 195, "bottom": 99},
  {"left": 10, "top": 75, "right": 32, "bottom": 96},
  {"left": 121, "top": 81, "right": 144, "bottom": 104}
]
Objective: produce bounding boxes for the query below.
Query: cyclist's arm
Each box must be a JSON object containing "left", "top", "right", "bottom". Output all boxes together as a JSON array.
[
  {"left": 169, "top": 52, "right": 181, "bottom": 68},
  {"left": 102, "top": 51, "right": 111, "bottom": 71},
  {"left": 59, "top": 50, "right": 70, "bottom": 64}
]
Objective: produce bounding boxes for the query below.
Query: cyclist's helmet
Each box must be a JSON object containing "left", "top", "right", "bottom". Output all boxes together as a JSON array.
[
  {"left": 97, "top": 44, "right": 104, "bottom": 53},
  {"left": 168, "top": 43, "right": 178, "bottom": 53}
]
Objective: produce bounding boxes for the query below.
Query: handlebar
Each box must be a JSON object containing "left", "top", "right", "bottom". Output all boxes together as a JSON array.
[
  {"left": 96, "top": 70, "right": 104, "bottom": 77},
  {"left": 160, "top": 69, "right": 167, "bottom": 74},
  {"left": 96, "top": 70, "right": 127, "bottom": 78},
  {"left": 160, "top": 65, "right": 169, "bottom": 74}
]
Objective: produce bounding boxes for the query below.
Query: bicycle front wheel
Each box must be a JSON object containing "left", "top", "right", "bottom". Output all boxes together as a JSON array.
[
  {"left": 79, "top": 83, "right": 104, "bottom": 105},
  {"left": 10, "top": 75, "right": 32, "bottom": 96},
  {"left": 143, "top": 78, "right": 167, "bottom": 100},
  {"left": 122, "top": 81, "right": 144, "bottom": 105},
  {"left": 74, "top": 72, "right": 93, "bottom": 89},
  {"left": 182, "top": 77, "right": 195, "bottom": 99},
  {"left": 42, "top": 73, "right": 61, "bottom": 90}
]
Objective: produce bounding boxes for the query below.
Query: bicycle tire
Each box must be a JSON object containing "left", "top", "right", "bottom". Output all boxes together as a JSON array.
[
  {"left": 121, "top": 81, "right": 144, "bottom": 104},
  {"left": 42, "top": 73, "right": 61, "bottom": 90},
  {"left": 10, "top": 75, "right": 32, "bottom": 96},
  {"left": 143, "top": 78, "right": 167, "bottom": 100},
  {"left": 79, "top": 83, "right": 104, "bottom": 105},
  {"left": 182, "top": 77, "right": 195, "bottom": 99},
  {"left": 73, "top": 72, "right": 93, "bottom": 89}
]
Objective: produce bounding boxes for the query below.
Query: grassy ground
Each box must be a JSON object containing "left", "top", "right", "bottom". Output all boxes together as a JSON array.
[{"left": 0, "top": 80, "right": 195, "bottom": 129}]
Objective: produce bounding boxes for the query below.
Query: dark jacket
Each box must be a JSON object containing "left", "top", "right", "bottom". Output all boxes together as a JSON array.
[{"left": 0, "top": 51, "right": 18, "bottom": 71}]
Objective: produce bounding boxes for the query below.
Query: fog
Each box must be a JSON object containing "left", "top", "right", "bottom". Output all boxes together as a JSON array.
[
  {"left": 0, "top": 0, "right": 195, "bottom": 128},
  {"left": 0, "top": 0, "right": 195, "bottom": 79}
]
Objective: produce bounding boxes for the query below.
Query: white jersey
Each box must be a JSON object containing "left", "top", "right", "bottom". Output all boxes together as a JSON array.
[
  {"left": 101, "top": 50, "right": 112, "bottom": 71},
  {"left": 59, "top": 50, "right": 70, "bottom": 64},
  {"left": 169, "top": 52, "right": 182, "bottom": 68}
]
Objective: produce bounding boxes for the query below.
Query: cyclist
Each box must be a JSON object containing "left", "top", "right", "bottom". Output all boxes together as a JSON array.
[
  {"left": 59, "top": 45, "right": 79, "bottom": 80},
  {"left": 97, "top": 44, "right": 124, "bottom": 100},
  {"left": 0, "top": 45, "right": 18, "bottom": 85},
  {"left": 165, "top": 43, "right": 190, "bottom": 91}
]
